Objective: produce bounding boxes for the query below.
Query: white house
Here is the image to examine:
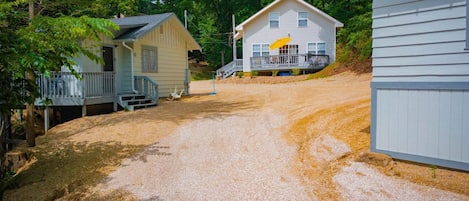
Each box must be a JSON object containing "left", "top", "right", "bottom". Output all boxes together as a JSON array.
[
  {"left": 371, "top": 0, "right": 469, "bottom": 171},
  {"left": 217, "top": 0, "right": 343, "bottom": 78},
  {"left": 36, "top": 13, "right": 201, "bottom": 116}
]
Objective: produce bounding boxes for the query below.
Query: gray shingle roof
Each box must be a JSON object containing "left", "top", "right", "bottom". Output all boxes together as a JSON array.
[{"left": 111, "top": 13, "right": 173, "bottom": 41}]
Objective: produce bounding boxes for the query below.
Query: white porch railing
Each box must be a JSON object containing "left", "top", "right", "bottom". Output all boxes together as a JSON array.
[
  {"left": 216, "top": 59, "right": 243, "bottom": 79},
  {"left": 251, "top": 54, "right": 329, "bottom": 70},
  {"left": 134, "top": 75, "right": 159, "bottom": 105},
  {"left": 36, "top": 71, "right": 115, "bottom": 100}
]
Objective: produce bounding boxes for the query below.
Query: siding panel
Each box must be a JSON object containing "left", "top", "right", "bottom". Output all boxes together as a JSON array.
[
  {"left": 373, "top": 0, "right": 465, "bottom": 18},
  {"left": 372, "top": 30, "right": 465, "bottom": 48},
  {"left": 449, "top": 92, "right": 463, "bottom": 161},
  {"left": 373, "top": 53, "right": 469, "bottom": 67},
  {"left": 372, "top": 0, "right": 469, "bottom": 171},
  {"left": 438, "top": 90, "right": 451, "bottom": 159},
  {"left": 373, "top": 41, "right": 465, "bottom": 58},
  {"left": 376, "top": 90, "right": 389, "bottom": 150},
  {"left": 372, "top": 65, "right": 469, "bottom": 78},
  {"left": 406, "top": 90, "right": 419, "bottom": 154},
  {"left": 462, "top": 92, "right": 469, "bottom": 162},
  {"left": 397, "top": 90, "right": 409, "bottom": 152},
  {"left": 375, "top": 88, "right": 469, "bottom": 164},
  {"left": 373, "top": 3, "right": 465, "bottom": 28},
  {"left": 373, "top": 17, "right": 465, "bottom": 38}
]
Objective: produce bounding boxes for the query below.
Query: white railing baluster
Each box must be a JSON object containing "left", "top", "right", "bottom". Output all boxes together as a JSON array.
[{"left": 36, "top": 71, "right": 115, "bottom": 103}]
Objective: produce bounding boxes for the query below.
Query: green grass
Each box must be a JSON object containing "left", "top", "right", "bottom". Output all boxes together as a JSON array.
[
  {"left": 307, "top": 62, "right": 339, "bottom": 80},
  {"left": 191, "top": 72, "right": 212, "bottom": 81}
]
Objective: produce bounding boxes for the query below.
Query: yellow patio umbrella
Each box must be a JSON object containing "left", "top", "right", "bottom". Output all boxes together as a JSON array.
[{"left": 269, "top": 36, "right": 291, "bottom": 50}]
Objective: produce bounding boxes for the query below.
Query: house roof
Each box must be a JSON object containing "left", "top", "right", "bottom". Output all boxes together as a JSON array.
[
  {"left": 111, "top": 13, "right": 201, "bottom": 50},
  {"left": 235, "top": 0, "right": 343, "bottom": 39}
]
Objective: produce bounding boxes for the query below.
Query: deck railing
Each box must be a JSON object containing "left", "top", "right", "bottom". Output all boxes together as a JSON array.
[
  {"left": 250, "top": 54, "right": 329, "bottom": 70},
  {"left": 216, "top": 59, "right": 243, "bottom": 79},
  {"left": 134, "top": 75, "right": 159, "bottom": 105},
  {"left": 36, "top": 71, "right": 115, "bottom": 99}
]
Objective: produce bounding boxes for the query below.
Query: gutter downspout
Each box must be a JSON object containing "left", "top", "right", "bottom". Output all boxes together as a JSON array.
[{"left": 122, "top": 41, "right": 138, "bottom": 94}]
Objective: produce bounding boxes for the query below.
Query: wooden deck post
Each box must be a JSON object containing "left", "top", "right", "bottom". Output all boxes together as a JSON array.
[
  {"left": 44, "top": 107, "right": 49, "bottom": 133},
  {"left": 82, "top": 105, "right": 87, "bottom": 117}
]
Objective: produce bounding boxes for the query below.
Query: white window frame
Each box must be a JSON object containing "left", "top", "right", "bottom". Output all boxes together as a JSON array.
[
  {"left": 298, "top": 11, "right": 308, "bottom": 27},
  {"left": 252, "top": 44, "right": 270, "bottom": 57},
  {"left": 142, "top": 45, "right": 158, "bottom": 73},
  {"left": 269, "top": 12, "right": 279, "bottom": 28},
  {"left": 307, "top": 42, "right": 326, "bottom": 55}
]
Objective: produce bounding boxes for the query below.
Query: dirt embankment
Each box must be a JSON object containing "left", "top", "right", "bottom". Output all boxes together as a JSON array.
[{"left": 4, "top": 72, "right": 469, "bottom": 201}]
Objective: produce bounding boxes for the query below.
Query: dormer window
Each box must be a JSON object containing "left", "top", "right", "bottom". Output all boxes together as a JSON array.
[
  {"left": 270, "top": 12, "right": 279, "bottom": 28},
  {"left": 298, "top": 12, "right": 308, "bottom": 27}
]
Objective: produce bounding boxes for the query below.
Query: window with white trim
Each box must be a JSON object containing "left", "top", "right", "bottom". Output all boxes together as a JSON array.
[
  {"left": 270, "top": 12, "right": 279, "bottom": 28},
  {"left": 298, "top": 12, "right": 308, "bottom": 27},
  {"left": 252, "top": 44, "right": 270, "bottom": 57},
  {"left": 308, "top": 42, "right": 326, "bottom": 55},
  {"left": 142, "top": 46, "right": 158, "bottom": 72}
]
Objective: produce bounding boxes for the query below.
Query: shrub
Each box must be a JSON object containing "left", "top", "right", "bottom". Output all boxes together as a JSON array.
[
  {"left": 291, "top": 68, "right": 300, "bottom": 76},
  {"left": 251, "top": 71, "right": 258, "bottom": 77},
  {"left": 236, "top": 71, "right": 243, "bottom": 78},
  {"left": 271, "top": 70, "right": 279, "bottom": 77}
]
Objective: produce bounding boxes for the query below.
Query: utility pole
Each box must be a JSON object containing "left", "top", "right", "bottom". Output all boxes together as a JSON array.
[
  {"left": 184, "top": 10, "right": 188, "bottom": 29},
  {"left": 232, "top": 14, "right": 236, "bottom": 60}
]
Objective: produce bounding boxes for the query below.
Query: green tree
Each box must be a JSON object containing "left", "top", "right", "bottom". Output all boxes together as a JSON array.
[{"left": 0, "top": 0, "right": 118, "bottom": 147}]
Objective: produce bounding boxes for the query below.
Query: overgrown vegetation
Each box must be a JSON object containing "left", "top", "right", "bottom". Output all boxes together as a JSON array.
[
  {"left": 0, "top": 171, "right": 17, "bottom": 199},
  {"left": 0, "top": 0, "right": 118, "bottom": 182},
  {"left": 271, "top": 70, "right": 279, "bottom": 77},
  {"left": 291, "top": 68, "right": 301, "bottom": 76}
]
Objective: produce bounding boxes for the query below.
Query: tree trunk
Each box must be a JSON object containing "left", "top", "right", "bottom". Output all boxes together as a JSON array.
[{"left": 26, "top": 0, "right": 36, "bottom": 147}]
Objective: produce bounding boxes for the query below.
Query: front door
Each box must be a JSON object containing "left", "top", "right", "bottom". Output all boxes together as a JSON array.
[
  {"left": 102, "top": 46, "right": 114, "bottom": 95},
  {"left": 103, "top": 46, "right": 114, "bottom": 72},
  {"left": 279, "top": 44, "right": 298, "bottom": 64}
]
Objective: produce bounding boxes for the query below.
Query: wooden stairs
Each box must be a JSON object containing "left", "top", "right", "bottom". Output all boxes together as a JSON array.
[{"left": 118, "top": 94, "right": 158, "bottom": 111}]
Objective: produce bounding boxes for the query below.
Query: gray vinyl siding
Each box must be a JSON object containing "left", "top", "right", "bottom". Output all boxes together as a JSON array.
[
  {"left": 372, "top": 0, "right": 469, "bottom": 82},
  {"left": 375, "top": 89, "right": 469, "bottom": 163},
  {"left": 116, "top": 46, "right": 133, "bottom": 94},
  {"left": 371, "top": 0, "right": 469, "bottom": 171}
]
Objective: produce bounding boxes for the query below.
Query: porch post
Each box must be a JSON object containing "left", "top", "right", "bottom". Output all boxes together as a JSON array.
[
  {"left": 232, "top": 14, "right": 236, "bottom": 60},
  {"left": 44, "top": 106, "right": 49, "bottom": 133},
  {"left": 113, "top": 72, "right": 117, "bottom": 111},
  {"left": 82, "top": 105, "right": 87, "bottom": 117}
]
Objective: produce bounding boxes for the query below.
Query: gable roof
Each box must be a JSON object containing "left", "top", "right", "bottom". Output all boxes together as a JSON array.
[
  {"left": 235, "top": 0, "right": 343, "bottom": 39},
  {"left": 111, "top": 13, "right": 201, "bottom": 50}
]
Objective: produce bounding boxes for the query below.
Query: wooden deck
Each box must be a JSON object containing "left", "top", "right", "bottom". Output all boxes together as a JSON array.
[
  {"left": 250, "top": 54, "right": 329, "bottom": 71},
  {"left": 35, "top": 72, "right": 115, "bottom": 106}
]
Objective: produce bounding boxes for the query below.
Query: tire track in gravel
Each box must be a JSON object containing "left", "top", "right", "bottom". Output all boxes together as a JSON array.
[{"left": 284, "top": 98, "right": 371, "bottom": 201}]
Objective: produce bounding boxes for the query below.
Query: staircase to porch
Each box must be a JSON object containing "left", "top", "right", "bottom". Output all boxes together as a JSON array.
[
  {"left": 117, "top": 75, "right": 159, "bottom": 111},
  {"left": 216, "top": 59, "right": 243, "bottom": 79},
  {"left": 117, "top": 94, "right": 157, "bottom": 110}
]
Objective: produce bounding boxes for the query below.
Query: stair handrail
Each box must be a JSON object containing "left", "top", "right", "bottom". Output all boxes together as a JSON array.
[
  {"left": 134, "top": 75, "right": 159, "bottom": 105},
  {"left": 216, "top": 59, "right": 243, "bottom": 79}
]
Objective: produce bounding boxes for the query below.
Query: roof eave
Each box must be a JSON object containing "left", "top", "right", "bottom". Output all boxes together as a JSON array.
[
  {"left": 237, "top": 0, "right": 343, "bottom": 30},
  {"left": 113, "top": 38, "right": 137, "bottom": 42}
]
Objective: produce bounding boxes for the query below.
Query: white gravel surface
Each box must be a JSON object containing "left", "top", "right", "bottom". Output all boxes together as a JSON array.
[
  {"left": 94, "top": 76, "right": 468, "bottom": 200},
  {"left": 309, "top": 135, "right": 351, "bottom": 166},
  {"left": 334, "top": 162, "right": 469, "bottom": 201},
  {"left": 104, "top": 111, "right": 312, "bottom": 200}
]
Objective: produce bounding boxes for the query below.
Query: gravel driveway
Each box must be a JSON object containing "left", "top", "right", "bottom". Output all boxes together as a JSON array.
[{"left": 97, "top": 73, "right": 468, "bottom": 200}]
